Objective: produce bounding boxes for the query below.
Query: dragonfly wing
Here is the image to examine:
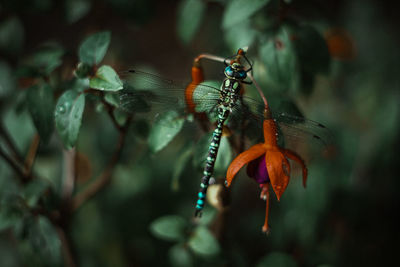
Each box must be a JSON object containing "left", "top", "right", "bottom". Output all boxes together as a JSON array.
[
  {"left": 118, "top": 71, "right": 224, "bottom": 130},
  {"left": 122, "top": 69, "right": 224, "bottom": 94},
  {"left": 118, "top": 88, "right": 186, "bottom": 114},
  {"left": 274, "top": 112, "right": 333, "bottom": 163},
  {"left": 121, "top": 69, "right": 186, "bottom": 90},
  {"left": 229, "top": 96, "right": 332, "bottom": 162},
  {"left": 274, "top": 112, "right": 333, "bottom": 146}
]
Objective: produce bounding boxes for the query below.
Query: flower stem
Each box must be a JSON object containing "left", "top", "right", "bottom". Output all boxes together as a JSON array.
[
  {"left": 194, "top": 54, "right": 225, "bottom": 64},
  {"left": 247, "top": 72, "right": 269, "bottom": 111}
]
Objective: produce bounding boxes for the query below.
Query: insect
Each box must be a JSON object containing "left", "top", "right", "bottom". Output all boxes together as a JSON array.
[
  {"left": 117, "top": 49, "right": 331, "bottom": 217},
  {"left": 192, "top": 50, "right": 253, "bottom": 216}
]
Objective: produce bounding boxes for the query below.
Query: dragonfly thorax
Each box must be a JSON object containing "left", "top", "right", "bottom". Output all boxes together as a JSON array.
[{"left": 218, "top": 78, "right": 241, "bottom": 112}]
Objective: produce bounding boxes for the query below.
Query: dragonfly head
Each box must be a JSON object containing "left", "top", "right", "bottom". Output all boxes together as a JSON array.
[{"left": 224, "top": 63, "right": 247, "bottom": 80}]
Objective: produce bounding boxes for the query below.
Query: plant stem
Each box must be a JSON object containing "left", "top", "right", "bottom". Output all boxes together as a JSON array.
[
  {"left": 70, "top": 117, "right": 131, "bottom": 211},
  {"left": 247, "top": 73, "right": 269, "bottom": 110},
  {"left": 0, "top": 123, "right": 24, "bottom": 164},
  {"left": 194, "top": 54, "right": 226, "bottom": 64},
  {"left": 23, "top": 134, "right": 40, "bottom": 179},
  {"left": 62, "top": 148, "right": 76, "bottom": 201},
  {"left": 0, "top": 146, "right": 28, "bottom": 183},
  {"left": 100, "top": 96, "right": 122, "bottom": 132},
  {"left": 56, "top": 227, "right": 77, "bottom": 267}
]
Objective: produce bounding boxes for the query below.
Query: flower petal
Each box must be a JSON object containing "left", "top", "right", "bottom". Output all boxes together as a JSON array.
[
  {"left": 265, "top": 149, "right": 291, "bottom": 200},
  {"left": 247, "top": 155, "right": 270, "bottom": 184},
  {"left": 282, "top": 148, "right": 308, "bottom": 188},
  {"left": 185, "top": 64, "right": 204, "bottom": 113},
  {"left": 225, "top": 143, "right": 266, "bottom": 187}
]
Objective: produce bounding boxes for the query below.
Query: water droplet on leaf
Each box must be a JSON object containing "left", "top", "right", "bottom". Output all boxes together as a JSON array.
[{"left": 58, "top": 106, "right": 66, "bottom": 114}]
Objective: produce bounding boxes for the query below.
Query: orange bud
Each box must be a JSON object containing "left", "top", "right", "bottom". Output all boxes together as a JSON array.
[{"left": 325, "top": 28, "right": 356, "bottom": 60}]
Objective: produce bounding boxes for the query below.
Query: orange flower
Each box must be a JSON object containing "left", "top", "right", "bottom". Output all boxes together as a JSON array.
[
  {"left": 225, "top": 110, "right": 308, "bottom": 233},
  {"left": 185, "top": 62, "right": 204, "bottom": 113},
  {"left": 325, "top": 28, "right": 357, "bottom": 61}
]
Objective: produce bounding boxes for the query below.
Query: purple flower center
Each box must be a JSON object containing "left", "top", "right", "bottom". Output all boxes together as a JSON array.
[{"left": 246, "top": 154, "right": 270, "bottom": 184}]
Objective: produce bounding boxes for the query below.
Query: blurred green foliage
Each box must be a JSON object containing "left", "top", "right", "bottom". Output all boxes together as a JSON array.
[{"left": 0, "top": 0, "right": 399, "bottom": 266}]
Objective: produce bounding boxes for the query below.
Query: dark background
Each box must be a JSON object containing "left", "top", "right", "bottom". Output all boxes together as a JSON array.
[{"left": 1, "top": 0, "right": 399, "bottom": 266}]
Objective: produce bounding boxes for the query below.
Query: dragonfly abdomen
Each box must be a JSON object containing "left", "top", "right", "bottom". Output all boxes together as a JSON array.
[{"left": 195, "top": 110, "right": 229, "bottom": 217}]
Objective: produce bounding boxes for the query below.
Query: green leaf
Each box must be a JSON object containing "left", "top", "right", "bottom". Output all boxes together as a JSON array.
[
  {"left": 171, "top": 145, "right": 194, "bottom": 191},
  {"left": 27, "top": 84, "right": 55, "bottom": 143},
  {"left": 26, "top": 43, "right": 64, "bottom": 75},
  {"left": 149, "top": 215, "right": 187, "bottom": 241},
  {"left": 23, "top": 179, "right": 51, "bottom": 207},
  {"left": 112, "top": 109, "right": 128, "bottom": 126},
  {"left": 188, "top": 226, "right": 220, "bottom": 257},
  {"left": 223, "top": 0, "right": 270, "bottom": 29},
  {"left": 169, "top": 244, "right": 193, "bottom": 267},
  {"left": 0, "top": 61, "right": 15, "bottom": 98},
  {"left": 104, "top": 92, "right": 120, "bottom": 107},
  {"left": 214, "top": 136, "right": 232, "bottom": 175},
  {"left": 256, "top": 252, "right": 298, "bottom": 267},
  {"left": 197, "top": 207, "right": 217, "bottom": 226},
  {"left": 0, "top": 16, "right": 24, "bottom": 55},
  {"left": 28, "top": 216, "right": 62, "bottom": 266},
  {"left": 148, "top": 110, "right": 184, "bottom": 153},
  {"left": 65, "top": 0, "right": 91, "bottom": 23},
  {"left": 224, "top": 19, "right": 258, "bottom": 51},
  {"left": 64, "top": 77, "right": 90, "bottom": 93},
  {"left": 54, "top": 90, "right": 85, "bottom": 149},
  {"left": 89, "top": 65, "right": 123, "bottom": 91},
  {"left": 259, "top": 27, "right": 299, "bottom": 91},
  {"left": 294, "top": 25, "right": 331, "bottom": 74},
  {"left": 177, "top": 0, "right": 206, "bottom": 44},
  {"left": 79, "top": 31, "right": 111, "bottom": 66},
  {"left": 193, "top": 132, "right": 213, "bottom": 168},
  {"left": 0, "top": 195, "right": 26, "bottom": 232}
]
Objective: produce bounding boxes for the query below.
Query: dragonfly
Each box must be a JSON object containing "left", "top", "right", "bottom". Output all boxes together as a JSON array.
[{"left": 117, "top": 50, "right": 331, "bottom": 217}]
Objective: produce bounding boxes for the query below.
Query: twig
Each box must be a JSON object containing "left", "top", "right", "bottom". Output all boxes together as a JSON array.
[
  {"left": 247, "top": 72, "right": 269, "bottom": 110},
  {"left": 62, "top": 148, "right": 76, "bottom": 201},
  {"left": 56, "top": 227, "right": 77, "bottom": 267},
  {"left": 101, "top": 97, "right": 122, "bottom": 132},
  {"left": 0, "top": 123, "right": 24, "bottom": 164},
  {"left": 70, "top": 117, "right": 131, "bottom": 211},
  {"left": 23, "top": 134, "right": 40, "bottom": 179},
  {"left": 83, "top": 89, "right": 121, "bottom": 131},
  {"left": 0, "top": 146, "right": 28, "bottom": 183}
]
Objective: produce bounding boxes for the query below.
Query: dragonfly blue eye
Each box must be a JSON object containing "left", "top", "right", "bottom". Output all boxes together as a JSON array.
[
  {"left": 225, "top": 66, "right": 234, "bottom": 77},
  {"left": 239, "top": 70, "right": 247, "bottom": 78}
]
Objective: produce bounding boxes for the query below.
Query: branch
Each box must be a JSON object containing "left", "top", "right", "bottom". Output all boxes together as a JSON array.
[
  {"left": 56, "top": 227, "right": 77, "bottom": 267},
  {"left": 23, "top": 134, "right": 40, "bottom": 179},
  {"left": 0, "top": 123, "right": 24, "bottom": 164},
  {"left": 70, "top": 117, "right": 131, "bottom": 211},
  {"left": 0, "top": 146, "right": 28, "bottom": 183},
  {"left": 84, "top": 89, "right": 122, "bottom": 132},
  {"left": 100, "top": 97, "right": 122, "bottom": 132},
  {"left": 61, "top": 148, "right": 76, "bottom": 201}
]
